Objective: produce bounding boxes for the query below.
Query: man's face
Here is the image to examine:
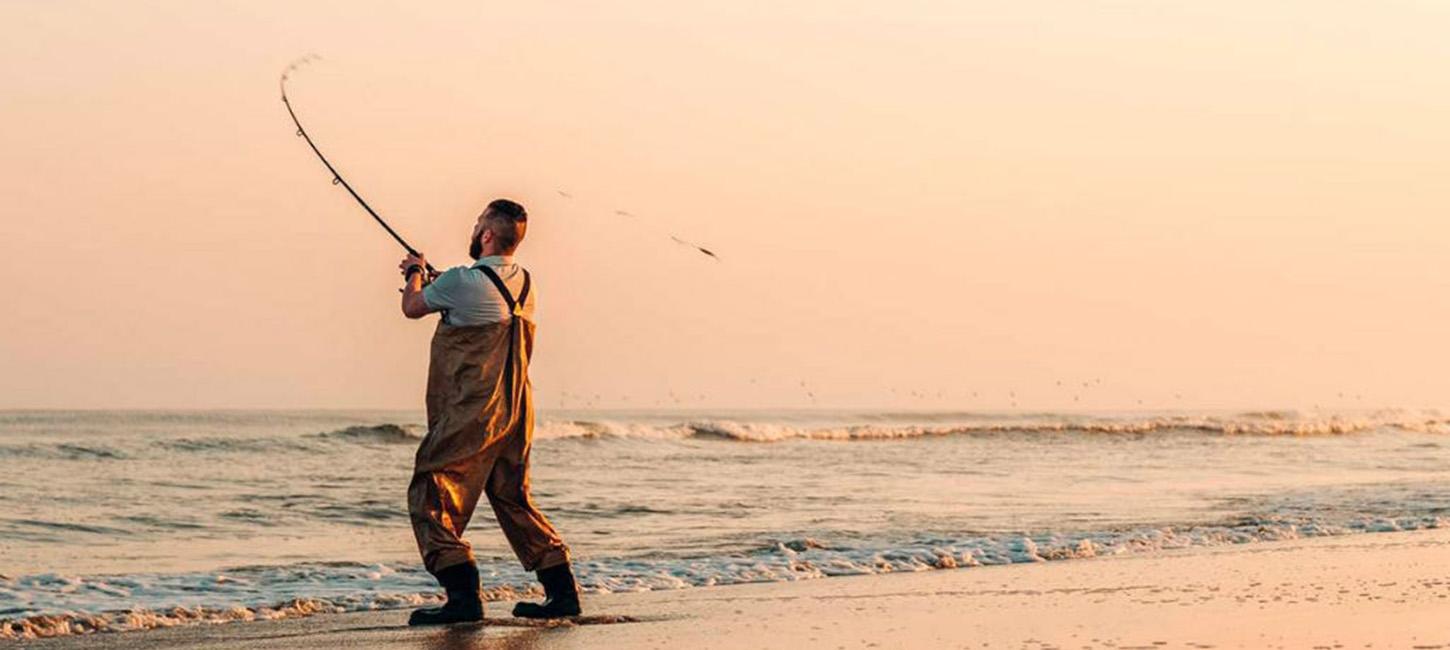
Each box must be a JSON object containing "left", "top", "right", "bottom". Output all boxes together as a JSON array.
[{"left": 469, "top": 211, "right": 491, "bottom": 259}]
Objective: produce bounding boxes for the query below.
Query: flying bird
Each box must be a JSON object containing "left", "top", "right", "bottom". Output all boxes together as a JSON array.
[{"left": 670, "top": 236, "right": 719, "bottom": 260}]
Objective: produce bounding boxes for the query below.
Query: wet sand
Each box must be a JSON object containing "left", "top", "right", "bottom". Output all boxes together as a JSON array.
[{"left": 21, "top": 528, "right": 1450, "bottom": 649}]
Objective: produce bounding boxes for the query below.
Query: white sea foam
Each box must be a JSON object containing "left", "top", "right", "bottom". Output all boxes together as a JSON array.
[{"left": 3, "top": 513, "right": 1445, "bottom": 641}]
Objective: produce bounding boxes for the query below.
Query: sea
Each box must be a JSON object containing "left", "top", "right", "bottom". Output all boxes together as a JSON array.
[{"left": 3, "top": 408, "right": 1450, "bottom": 639}]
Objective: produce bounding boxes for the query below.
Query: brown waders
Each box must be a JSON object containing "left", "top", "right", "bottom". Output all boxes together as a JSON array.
[{"left": 406, "top": 267, "right": 575, "bottom": 624}]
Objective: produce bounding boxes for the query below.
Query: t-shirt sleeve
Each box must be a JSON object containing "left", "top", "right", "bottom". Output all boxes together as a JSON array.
[{"left": 422, "top": 267, "right": 467, "bottom": 312}]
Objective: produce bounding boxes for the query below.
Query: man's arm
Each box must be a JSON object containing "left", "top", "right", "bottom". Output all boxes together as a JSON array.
[{"left": 399, "top": 254, "right": 438, "bottom": 319}]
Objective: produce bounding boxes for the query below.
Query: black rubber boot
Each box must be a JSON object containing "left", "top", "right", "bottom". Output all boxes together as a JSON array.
[
  {"left": 409, "top": 562, "right": 485, "bottom": 626},
  {"left": 512, "top": 562, "right": 582, "bottom": 619}
]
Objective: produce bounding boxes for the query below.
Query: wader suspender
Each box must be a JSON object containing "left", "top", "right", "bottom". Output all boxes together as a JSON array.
[{"left": 475, "top": 265, "right": 532, "bottom": 399}]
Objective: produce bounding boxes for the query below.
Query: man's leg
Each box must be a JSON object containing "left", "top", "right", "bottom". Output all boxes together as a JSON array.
[
  {"left": 406, "top": 467, "right": 488, "bottom": 625},
  {"left": 482, "top": 447, "right": 579, "bottom": 618}
]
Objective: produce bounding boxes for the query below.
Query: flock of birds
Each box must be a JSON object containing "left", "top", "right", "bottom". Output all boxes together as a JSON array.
[{"left": 550, "top": 380, "right": 1113, "bottom": 410}]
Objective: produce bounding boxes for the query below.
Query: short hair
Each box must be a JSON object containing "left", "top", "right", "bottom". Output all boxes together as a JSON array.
[{"left": 483, "top": 198, "right": 528, "bottom": 253}]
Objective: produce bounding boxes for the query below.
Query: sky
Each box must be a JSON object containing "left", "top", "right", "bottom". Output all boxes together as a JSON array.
[{"left": 1, "top": 0, "right": 1447, "bottom": 410}]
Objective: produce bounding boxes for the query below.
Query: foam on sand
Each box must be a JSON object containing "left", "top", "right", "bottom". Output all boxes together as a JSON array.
[{"left": 4, "top": 511, "right": 1445, "bottom": 640}]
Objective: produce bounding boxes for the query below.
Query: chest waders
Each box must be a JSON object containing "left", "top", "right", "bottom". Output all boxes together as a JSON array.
[{"left": 406, "top": 266, "right": 570, "bottom": 583}]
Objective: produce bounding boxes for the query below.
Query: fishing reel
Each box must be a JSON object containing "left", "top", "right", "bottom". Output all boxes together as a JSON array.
[
  {"left": 399, "top": 264, "right": 441, "bottom": 295},
  {"left": 403, "top": 264, "right": 440, "bottom": 287}
]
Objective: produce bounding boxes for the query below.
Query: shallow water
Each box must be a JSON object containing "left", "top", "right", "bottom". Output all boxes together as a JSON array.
[{"left": 3, "top": 408, "right": 1449, "bottom": 638}]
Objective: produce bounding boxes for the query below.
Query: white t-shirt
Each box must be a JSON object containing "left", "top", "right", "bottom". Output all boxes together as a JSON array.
[{"left": 422, "top": 255, "right": 536, "bottom": 326}]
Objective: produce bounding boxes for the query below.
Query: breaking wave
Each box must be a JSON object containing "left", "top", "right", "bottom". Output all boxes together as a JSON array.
[
  {"left": 312, "top": 423, "right": 424, "bottom": 445},
  {"left": 535, "top": 411, "right": 1450, "bottom": 442}
]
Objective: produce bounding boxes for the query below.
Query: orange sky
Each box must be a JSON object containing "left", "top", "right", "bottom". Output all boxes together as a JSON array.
[{"left": 1, "top": 1, "right": 1447, "bottom": 410}]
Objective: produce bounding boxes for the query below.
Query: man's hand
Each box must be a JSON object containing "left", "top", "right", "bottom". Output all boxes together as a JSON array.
[
  {"left": 399, "top": 253, "right": 429, "bottom": 280},
  {"left": 399, "top": 254, "right": 438, "bottom": 319}
]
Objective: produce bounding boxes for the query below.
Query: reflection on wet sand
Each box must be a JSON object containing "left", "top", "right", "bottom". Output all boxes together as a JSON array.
[
  {"left": 413, "top": 615, "right": 642, "bottom": 650},
  {"left": 416, "top": 624, "right": 543, "bottom": 650}
]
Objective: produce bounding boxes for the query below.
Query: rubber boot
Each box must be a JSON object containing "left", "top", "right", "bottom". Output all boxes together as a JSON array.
[
  {"left": 512, "top": 562, "right": 582, "bottom": 619},
  {"left": 408, "top": 562, "right": 485, "bottom": 626}
]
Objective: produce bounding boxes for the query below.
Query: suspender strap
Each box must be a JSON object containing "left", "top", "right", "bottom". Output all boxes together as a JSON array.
[
  {"left": 516, "top": 271, "right": 532, "bottom": 313},
  {"left": 474, "top": 265, "right": 530, "bottom": 402},
  {"left": 474, "top": 266, "right": 530, "bottom": 317}
]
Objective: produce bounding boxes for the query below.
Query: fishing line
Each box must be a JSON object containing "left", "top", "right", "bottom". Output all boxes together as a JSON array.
[
  {"left": 281, "top": 55, "right": 718, "bottom": 267},
  {"left": 280, "top": 55, "right": 438, "bottom": 277}
]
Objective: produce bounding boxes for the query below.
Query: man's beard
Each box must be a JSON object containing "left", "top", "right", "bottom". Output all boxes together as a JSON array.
[{"left": 469, "top": 233, "right": 483, "bottom": 260}]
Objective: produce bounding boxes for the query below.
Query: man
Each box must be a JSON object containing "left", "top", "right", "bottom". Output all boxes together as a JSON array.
[{"left": 397, "top": 198, "right": 581, "bottom": 625}]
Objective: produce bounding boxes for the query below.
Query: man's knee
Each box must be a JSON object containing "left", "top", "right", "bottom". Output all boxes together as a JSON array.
[
  {"left": 485, "top": 482, "right": 528, "bottom": 512},
  {"left": 407, "top": 474, "right": 438, "bottom": 519},
  {"left": 483, "top": 463, "right": 529, "bottom": 505}
]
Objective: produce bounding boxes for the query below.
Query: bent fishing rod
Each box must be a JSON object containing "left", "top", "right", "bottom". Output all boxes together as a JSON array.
[{"left": 279, "top": 55, "right": 437, "bottom": 279}]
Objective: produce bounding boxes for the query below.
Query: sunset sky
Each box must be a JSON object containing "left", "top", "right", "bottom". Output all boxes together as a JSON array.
[{"left": 2, "top": 1, "right": 1447, "bottom": 410}]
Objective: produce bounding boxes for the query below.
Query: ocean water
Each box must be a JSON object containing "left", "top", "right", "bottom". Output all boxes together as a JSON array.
[{"left": 3, "top": 408, "right": 1450, "bottom": 639}]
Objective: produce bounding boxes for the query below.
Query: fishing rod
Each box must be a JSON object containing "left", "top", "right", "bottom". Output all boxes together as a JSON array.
[{"left": 279, "top": 55, "right": 438, "bottom": 278}]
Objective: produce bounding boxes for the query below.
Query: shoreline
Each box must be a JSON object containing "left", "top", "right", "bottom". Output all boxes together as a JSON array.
[{"left": 17, "top": 527, "right": 1450, "bottom": 648}]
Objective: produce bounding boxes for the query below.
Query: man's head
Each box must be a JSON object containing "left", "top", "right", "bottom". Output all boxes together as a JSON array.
[{"left": 469, "top": 198, "right": 529, "bottom": 259}]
